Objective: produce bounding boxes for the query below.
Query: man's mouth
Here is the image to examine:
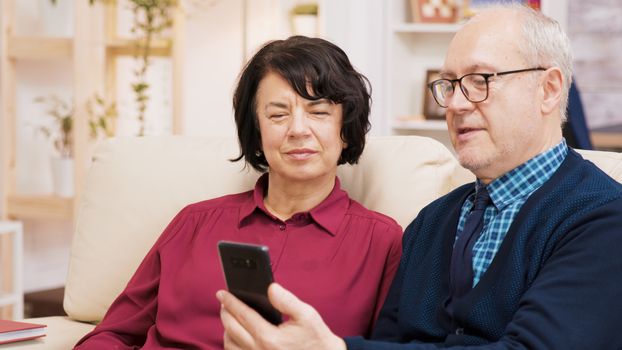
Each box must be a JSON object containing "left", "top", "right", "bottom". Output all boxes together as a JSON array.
[{"left": 457, "top": 127, "right": 485, "bottom": 140}]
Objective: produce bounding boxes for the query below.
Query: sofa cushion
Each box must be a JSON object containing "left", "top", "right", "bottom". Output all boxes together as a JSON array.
[{"left": 63, "top": 135, "right": 466, "bottom": 322}]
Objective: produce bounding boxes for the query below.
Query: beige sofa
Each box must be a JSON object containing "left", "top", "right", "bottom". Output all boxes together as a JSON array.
[{"left": 4, "top": 136, "right": 621, "bottom": 349}]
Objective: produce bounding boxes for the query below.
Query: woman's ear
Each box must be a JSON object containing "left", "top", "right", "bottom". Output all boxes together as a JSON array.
[
  {"left": 340, "top": 134, "right": 348, "bottom": 149},
  {"left": 540, "top": 67, "right": 564, "bottom": 115}
]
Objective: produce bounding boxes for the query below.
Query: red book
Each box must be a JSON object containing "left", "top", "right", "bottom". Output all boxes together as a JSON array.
[{"left": 0, "top": 319, "right": 46, "bottom": 345}]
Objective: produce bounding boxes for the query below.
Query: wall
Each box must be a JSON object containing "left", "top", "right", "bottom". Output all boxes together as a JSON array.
[
  {"left": 321, "top": 0, "right": 387, "bottom": 135},
  {"left": 568, "top": 0, "right": 622, "bottom": 128},
  {"left": 181, "top": 0, "right": 244, "bottom": 138}
]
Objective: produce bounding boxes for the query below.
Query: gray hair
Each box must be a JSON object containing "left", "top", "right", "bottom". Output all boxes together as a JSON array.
[{"left": 468, "top": 4, "right": 573, "bottom": 121}]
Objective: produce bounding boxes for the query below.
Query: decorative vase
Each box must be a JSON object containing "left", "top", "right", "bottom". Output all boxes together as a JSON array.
[
  {"left": 291, "top": 14, "right": 318, "bottom": 37},
  {"left": 50, "top": 157, "right": 74, "bottom": 197}
]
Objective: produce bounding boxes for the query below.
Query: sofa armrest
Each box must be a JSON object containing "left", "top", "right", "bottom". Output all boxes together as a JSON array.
[{"left": 0, "top": 316, "right": 95, "bottom": 350}]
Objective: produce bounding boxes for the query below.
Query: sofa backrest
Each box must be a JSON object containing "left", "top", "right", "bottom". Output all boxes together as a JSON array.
[
  {"left": 576, "top": 148, "right": 622, "bottom": 180},
  {"left": 63, "top": 135, "right": 471, "bottom": 322},
  {"left": 63, "top": 135, "right": 622, "bottom": 323}
]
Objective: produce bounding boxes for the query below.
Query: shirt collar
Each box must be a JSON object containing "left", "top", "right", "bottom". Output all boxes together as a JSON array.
[
  {"left": 238, "top": 173, "right": 350, "bottom": 236},
  {"left": 308, "top": 177, "right": 349, "bottom": 236},
  {"left": 477, "top": 139, "right": 568, "bottom": 210}
]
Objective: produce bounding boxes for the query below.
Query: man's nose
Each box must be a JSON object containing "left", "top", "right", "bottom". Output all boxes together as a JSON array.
[{"left": 446, "top": 84, "right": 473, "bottom": 110}]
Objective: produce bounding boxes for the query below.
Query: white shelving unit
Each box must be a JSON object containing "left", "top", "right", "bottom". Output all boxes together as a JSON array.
[
  {"left": 392, "top": 119, "right": 451, "bottom": 150},
  {"left": 0, "top": 221, "right": 23, "bottom": 319},
  {"left": 385, "top": 0, "right": 457, "bottom": 144},
  {"left": 0, "top": 0, "right": 185, "bottom": 313},
  {"left": 385, "top": 0, "right": 567, "bottom": 145}
]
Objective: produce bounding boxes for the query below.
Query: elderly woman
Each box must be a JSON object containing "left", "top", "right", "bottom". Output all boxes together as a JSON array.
[{"left": 74, "top": 36, "right": 402, "bottom": 349}]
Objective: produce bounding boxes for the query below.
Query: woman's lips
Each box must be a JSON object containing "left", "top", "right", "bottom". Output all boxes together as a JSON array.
[{"left": 285, "top": 149, "right": 317, "bottom": 160}]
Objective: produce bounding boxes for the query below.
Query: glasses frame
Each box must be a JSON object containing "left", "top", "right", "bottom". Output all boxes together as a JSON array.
[{"left": 428, "top": 67, "right": 547, "bottom": 108}]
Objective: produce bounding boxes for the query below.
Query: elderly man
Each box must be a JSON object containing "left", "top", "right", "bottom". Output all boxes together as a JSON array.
[{"left": 217, "top": 4, "right": 622, "bottom": 349}]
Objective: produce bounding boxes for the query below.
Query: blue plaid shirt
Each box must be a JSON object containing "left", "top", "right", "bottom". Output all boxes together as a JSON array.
[{"left": 457, "top": 139, "right": 568, "bottom": 286}]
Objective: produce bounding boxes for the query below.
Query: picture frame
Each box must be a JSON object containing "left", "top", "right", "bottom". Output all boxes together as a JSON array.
[
  {"left": 423, "top": 69, "right": 446, "bottom": 120},
  {"left": 410, "top": 0, "right": 458, "bottom": 24}
]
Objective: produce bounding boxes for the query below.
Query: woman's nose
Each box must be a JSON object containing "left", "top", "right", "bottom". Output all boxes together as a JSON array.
[{"left": 287, "top": 109, "right": 311, "bottom": 136}]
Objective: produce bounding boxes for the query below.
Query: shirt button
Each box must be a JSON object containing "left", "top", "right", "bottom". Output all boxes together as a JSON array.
[
  {"left": 455, "top": 327, "right": 464, "bottom": 335},
  {"left": 278, "top": 224, "right": 285, "bottom": 231}
]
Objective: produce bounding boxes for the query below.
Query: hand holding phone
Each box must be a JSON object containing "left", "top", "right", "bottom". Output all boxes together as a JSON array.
[{"left": 218, "top": 241, "right": 282, "bottom": 325}]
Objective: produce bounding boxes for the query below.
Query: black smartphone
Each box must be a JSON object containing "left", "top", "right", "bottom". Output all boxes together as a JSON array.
[{"left": 217, "top": 241, "right": 282, "bottom": 325}]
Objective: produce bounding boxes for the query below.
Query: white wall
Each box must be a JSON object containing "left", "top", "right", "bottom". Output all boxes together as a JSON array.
[
  {"left": 181, "top": 0, "right": 244, "bottom": 138},
  {"left": 321, "top": 0, "right": 388, "bottom": 135}
]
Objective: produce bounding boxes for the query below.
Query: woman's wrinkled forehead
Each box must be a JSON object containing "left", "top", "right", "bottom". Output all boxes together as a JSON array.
[{"left": 264, "top": 67, "right": 329, "bottom": 102}]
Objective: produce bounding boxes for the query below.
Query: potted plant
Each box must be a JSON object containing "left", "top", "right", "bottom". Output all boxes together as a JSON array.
[
  {"left": 35, "top": 95, "right": 117, "bottom": 197},
  {"left": 128, "top": 0, "right": 174, "bottom": 136},
  {"left": 290, "top": 3, "right": 319, "bottom": 37}
]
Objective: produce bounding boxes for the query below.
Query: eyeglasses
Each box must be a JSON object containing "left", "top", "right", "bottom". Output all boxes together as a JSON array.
[{"left": 428, "top": 67, "right": 546, "bottom": 108}]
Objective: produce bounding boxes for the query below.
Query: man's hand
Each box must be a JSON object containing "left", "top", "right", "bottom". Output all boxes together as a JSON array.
[{"left": 217, "top": 283, "right": 347, "bottom": 350}]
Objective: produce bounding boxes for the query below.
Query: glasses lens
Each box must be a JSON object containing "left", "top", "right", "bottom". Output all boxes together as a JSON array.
[
  {"left": 431, "top": 80, "right": 452, "bottom": 108},
  {"left": 461, "top": 74, "right": 488, "bottom": 103}
]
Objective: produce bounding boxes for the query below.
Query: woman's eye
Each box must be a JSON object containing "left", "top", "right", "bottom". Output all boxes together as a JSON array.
[
  {"left": 310, "top": 110, "right": 329, "bottom": 116},
  {"left": 269, "top": 114, "right": 287, "bottom": 120}
]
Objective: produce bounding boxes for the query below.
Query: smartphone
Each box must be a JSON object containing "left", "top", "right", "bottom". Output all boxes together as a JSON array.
[{"left": 217, "top": 241, "right": 282, "bottom": 325}]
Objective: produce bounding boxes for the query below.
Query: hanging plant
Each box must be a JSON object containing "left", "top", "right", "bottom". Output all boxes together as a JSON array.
[
  {"left": 86, "top": 94, "right": 119, "bottom": 138},
  {"left": 50, "top": 0, "right": 174, "bottom": 136},
  {"left": 129, "top": 0, "right": 174, "bottom": 136}
]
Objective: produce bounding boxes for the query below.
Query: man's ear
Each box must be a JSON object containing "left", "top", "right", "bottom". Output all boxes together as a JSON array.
[{"left": 540, "top": 67, "right": 564, "bottom": 115}]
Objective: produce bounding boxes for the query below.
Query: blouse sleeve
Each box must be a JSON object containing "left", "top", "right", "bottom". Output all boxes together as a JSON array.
[
  {"left": 371, "top": 221, "right": 403, "bottom": 326},
  {"left": 73, "top": 206, "right": 196, "bottom": 349}
]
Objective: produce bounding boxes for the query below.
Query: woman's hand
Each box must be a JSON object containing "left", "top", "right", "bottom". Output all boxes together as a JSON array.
[{"left": 217, "top": 283, "right": 347, "bottom": 350}]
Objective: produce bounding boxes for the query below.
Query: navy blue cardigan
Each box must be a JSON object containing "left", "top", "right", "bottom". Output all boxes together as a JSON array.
[{"left": 346, "top": 149, "right": 622, "bottom": 349}]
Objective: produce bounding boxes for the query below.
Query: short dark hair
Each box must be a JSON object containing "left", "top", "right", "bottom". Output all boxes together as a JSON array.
[{"left": 231, "top": 35, "right": 371, "bottom": 172}]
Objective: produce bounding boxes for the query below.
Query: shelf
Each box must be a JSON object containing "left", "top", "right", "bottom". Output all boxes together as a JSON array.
[
  {"left": 106, "top": 38, "right": 172, "bottom": 57},
  {"left": 392, "top": 119, "right": 448, "bottom": 131},
  {"left": 7, "top": 195, "right": 74, "bottom": 220},
  {"left": 7, "top": 36, "right": 72, "bottom": 60},
  {"left": 1, "top": 2, "right": 183, "bottom": 225},
  {"left": 0, "top": 293, "right": 19, "bottom": 307},
  {"left": 591, "top": 132, "right": 622, "bottom": 150},
  {"left": 392, "top": 23, "right": 462, "bottom": 34}
]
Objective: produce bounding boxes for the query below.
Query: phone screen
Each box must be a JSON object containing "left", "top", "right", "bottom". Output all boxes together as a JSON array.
[{"left": 217, "top": 241, "right": 282, "bottom": 325}]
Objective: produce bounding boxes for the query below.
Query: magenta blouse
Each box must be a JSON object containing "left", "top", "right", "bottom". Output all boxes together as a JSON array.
[{"left": 75, "top": 174, "right": 402, "bottom": 349}]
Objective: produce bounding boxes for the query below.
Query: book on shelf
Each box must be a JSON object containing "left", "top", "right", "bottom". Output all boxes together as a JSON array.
[{"left": 0, "top": 319, "right": 47, "bottom": 345}]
